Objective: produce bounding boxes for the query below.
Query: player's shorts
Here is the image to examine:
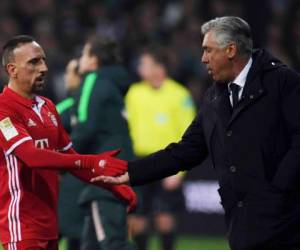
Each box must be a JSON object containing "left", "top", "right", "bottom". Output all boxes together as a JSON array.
[
  {"left": 133, "top": 181, "right": 184, "bottom": 216},
  {"left": 3, "top": 239, "right": 58, "bottom": 250}
]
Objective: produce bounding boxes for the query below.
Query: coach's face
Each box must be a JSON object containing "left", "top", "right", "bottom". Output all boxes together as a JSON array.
[
  {"left": 201, "top": 30, "right": 235, "bottom": 82},
  {"left": 9, "top": 42, "right": 48, "bottom": 95}
]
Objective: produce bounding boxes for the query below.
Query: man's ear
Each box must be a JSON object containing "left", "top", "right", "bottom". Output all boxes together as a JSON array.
[
  {"left": 6, "top": 63, "right": 17, "bottom": 78},
  {"left": 226, "top": 43, "right": 237, "bottom": 60}
]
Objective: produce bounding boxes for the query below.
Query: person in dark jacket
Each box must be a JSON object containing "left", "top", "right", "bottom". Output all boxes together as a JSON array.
[
  {"left": 94, "top": 16, "right": 300, "bottom": 250},
  {"left": 71, "top": 36, "right": 136, "bottom": 250}
]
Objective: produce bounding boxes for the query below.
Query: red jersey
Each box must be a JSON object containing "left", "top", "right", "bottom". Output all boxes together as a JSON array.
[{"left": 0, "top": 87, "right": 71, "bottom": 244}]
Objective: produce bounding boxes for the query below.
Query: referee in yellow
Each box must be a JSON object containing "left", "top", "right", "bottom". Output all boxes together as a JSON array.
[{"left": 125, "top": 45, "right": 196, "bottom": 250}]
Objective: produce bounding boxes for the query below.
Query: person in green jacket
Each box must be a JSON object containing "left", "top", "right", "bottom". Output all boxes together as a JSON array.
[
  {"left": 71, "top": 35, "right": 136, "bottom": 250},
  {"left": 56, "top": 59, "right": 85, "bottom": 250}
]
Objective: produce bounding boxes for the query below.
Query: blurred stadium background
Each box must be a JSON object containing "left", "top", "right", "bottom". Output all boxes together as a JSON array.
[{"left": 0, "top": 0, "right": 299, "bottom": 249}]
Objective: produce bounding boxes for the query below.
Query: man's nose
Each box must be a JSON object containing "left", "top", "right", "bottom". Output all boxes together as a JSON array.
[{"left": 40, "top": 61, "right": 48, "bottom": 73}]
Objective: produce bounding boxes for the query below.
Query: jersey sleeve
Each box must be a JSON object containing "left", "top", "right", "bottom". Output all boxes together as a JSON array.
[
  {"left": 58, "top": 125, "right": 72, "bottom": 152},
  {"left": 47, "top": 98, "right": 72, "bottom": 152},
  {"left": 0, "top": 110, "right": 32, "bottom": 155},
  {"left": 56, "top": 110, "right": 72, "bottom": 152}
]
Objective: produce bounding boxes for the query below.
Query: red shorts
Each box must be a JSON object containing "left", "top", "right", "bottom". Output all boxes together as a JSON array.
[{"left": 3, "top": 239, "right": 58, "bottom": 250}]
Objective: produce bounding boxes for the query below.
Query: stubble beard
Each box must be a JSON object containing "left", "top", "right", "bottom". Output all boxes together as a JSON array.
[{"left": 31, "top": 81, "right": 45, "bottom": 94}]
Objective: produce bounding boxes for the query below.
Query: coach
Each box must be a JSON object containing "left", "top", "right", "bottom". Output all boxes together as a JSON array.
[{"left": 96, "top": 16, "right": 300, "bottom": 250}]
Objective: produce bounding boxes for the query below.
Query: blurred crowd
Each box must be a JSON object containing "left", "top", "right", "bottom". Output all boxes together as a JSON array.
[{"left": 0, "top": 0, "right": 300, "bottom": 105}]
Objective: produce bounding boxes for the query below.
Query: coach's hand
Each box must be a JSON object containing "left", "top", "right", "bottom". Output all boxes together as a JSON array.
[{"left": 90, "top": 172, "right": 130, "bottom": 184}]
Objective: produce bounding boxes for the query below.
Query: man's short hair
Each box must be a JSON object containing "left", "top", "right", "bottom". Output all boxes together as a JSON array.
[
  {"left": 2, "top": 35, "right": 35, "bottom": 67},
  {"left": 201, "top": 16, "right": 253, "bottom": 58},
  {"left": 140, "top": 44, "right": 169, "bottom": 70},
  {"left": 87, "top": 35, "right": 121, "bottom": 66}
]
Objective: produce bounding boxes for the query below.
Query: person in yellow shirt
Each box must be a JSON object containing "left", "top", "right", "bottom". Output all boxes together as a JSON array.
[{"left": 125, "top": 45, "right": 196, "bottom": 250}]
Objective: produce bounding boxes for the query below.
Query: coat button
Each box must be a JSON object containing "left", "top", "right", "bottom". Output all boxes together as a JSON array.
[
  {"left": 230, "top": 165, "right": 236, "bottom": 172},
  {"left": 237, "top": 201, "right": 243, "bottom": 208},
  {"left": 226, "top": 130, "right": 232, "bottom": 137}
]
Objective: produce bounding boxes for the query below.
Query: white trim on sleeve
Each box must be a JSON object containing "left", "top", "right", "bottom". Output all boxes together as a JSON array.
[
  {"left": 5, "top": 136, "right": 32, "bottom": 156},
  {"left": 60, "top": 142, "right": 73, "bottom": 152},
  {"left": 5, "top": 155, "right": 22, "bottom": 242}
]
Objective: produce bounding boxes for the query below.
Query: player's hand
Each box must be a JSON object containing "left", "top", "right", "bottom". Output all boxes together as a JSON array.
[
  {"left": 110, "top": 184, "right": 137, "bottom": 212},
  {"left": 89, "top": 149, "right": 128, "bottom": 176}
]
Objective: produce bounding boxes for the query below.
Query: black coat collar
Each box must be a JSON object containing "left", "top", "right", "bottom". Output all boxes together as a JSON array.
[{"left": 209, "top": 49, "right": 277, "bottom": 128}]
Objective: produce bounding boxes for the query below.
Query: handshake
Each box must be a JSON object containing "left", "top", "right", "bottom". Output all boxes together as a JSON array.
[
  {"left": 80, "top": 149, "right": 128, "bottom": 177},
  {"left": 78, "top": 149, "right": 134, "bottom": 211}
]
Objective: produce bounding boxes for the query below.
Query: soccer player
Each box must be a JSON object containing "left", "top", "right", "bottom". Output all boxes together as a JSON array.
[{"left": 0, "top": 35, "right": 136, "bottom": 250}]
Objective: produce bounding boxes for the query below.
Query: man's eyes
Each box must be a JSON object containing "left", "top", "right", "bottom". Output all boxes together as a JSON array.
[
  {"left": 203, "top": 47, "right": 212, "bottom": 53},
  {"left": 29, "top": 59, "right": 39, "bottom": 65},
  {"left": 28, "top": 58, "right": 46, "bottom": 65}
]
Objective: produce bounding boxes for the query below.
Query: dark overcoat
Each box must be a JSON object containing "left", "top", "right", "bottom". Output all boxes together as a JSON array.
[{"left": 129, "top": 49, "right": 300, "bottom": 250}]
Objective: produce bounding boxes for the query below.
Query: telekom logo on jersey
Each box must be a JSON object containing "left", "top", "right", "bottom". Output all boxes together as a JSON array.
[{"left": 35, "top": 138, "right": 49, "bottom": 149}]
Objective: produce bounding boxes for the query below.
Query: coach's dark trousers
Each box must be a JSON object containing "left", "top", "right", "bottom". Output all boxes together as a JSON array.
[{"left": 219, "top": 182, "right": 300, "bottom": 250}]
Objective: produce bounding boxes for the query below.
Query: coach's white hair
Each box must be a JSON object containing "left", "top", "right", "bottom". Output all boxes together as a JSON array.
[{"left": 201, "top": 16, "right": 253, "bottom": 58}]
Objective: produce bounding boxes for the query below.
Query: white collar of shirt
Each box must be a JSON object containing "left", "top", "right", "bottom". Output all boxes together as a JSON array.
[
  {"left": 228, "top": 57, "right": 253, "bottom": 103},
  {"left": 32, "top": 96, "right": 46, "bottom": 122}
]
